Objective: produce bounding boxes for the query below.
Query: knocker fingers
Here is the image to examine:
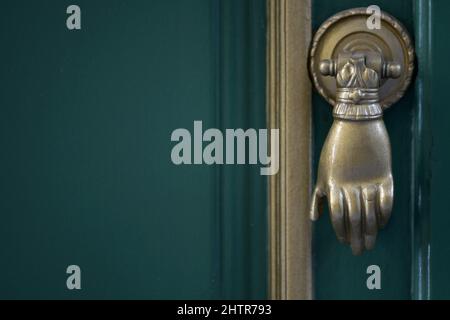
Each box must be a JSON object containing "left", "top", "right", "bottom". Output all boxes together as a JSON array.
[
  {"left": 378, "top": 176, "right": 394, "bottom": 228},
  {"left": 310, "top": 186, "right": 324, "bottom": 221},
  {"left": 327, "top": 186, "right": 347, "bottom": 244},
  {"left": 343, "top": 187, "right": 363, "bottom": 255},
  {"left": 362, "top": 186, "right": 378, "bottom": 251},
  {"left": 312, "top": 180, "right": 393, "bottom": 255}
]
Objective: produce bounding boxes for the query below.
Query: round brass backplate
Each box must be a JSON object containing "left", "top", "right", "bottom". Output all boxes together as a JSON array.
[{"left": 309, "top": 8, "right": 414, "bottom": 109}]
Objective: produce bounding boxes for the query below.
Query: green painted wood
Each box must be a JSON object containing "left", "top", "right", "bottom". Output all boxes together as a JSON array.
[
  {"left": 312, "top": 0, "right": 415, "bottom": 299},
  {"left": 213, "top": 0, "right": 268, "bottom": 300},
  {"left": 416, "top": 0, "right": 450, "bottom": 300},
  {"left": 411, "top": 0, "right": 432, "bottom": 300},
  {"left": 0, "top": 0, "right": 267, "bottom": 299}
]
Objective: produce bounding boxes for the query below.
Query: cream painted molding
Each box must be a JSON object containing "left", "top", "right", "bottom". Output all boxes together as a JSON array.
[{"left": 267, "top": 0, "right": 312, "bottom": 300}]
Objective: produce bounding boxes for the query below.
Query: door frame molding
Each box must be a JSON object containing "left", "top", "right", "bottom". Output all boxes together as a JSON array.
[{"left": 267, "top": 0, "right": 313, "bottom": 300}]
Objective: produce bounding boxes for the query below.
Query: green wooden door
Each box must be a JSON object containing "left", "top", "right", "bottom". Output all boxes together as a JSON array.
[
  {"left": 3, "top": 0, "right": 450, "bottom": 301},
  {"left": 312, "top": 0, "right": 450, "bottom": 300},
  {"left": 0, "top": 0, "right": 267, "bottom": 299}
]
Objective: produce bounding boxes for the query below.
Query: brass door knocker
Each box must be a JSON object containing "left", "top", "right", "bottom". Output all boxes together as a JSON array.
[{"left": 309, "top": 8, "right": 414, "bottom": 255}]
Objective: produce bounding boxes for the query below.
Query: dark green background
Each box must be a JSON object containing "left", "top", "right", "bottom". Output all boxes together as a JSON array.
[{"left": 0, "top": 0, "right": 267, "bottom": 299}]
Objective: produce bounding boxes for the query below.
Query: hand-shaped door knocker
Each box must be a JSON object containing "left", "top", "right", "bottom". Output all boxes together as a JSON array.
[{"left": 309, "top": 8, "right": 414, "bottom": 255}]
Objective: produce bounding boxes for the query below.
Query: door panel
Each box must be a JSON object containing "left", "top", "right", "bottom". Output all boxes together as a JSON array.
[
  {"left": 0, "top": 0, "right": 267, "bottom": 299},
  {"left": 423, "top": 0, "right": 450, "bottom": 300}
]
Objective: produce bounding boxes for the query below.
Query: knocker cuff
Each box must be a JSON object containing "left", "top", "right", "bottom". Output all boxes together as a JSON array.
[{"left": 333, "top": 88, "right": 383, "bottom": 120}]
